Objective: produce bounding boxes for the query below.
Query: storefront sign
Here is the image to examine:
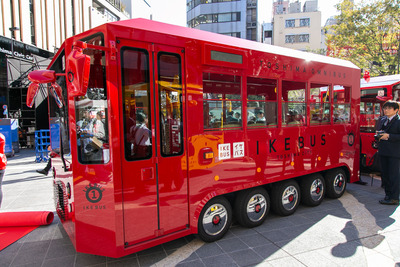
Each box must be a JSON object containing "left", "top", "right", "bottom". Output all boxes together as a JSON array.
[{"left": 0, "top": 35, "right": 53, "bottom": 61}]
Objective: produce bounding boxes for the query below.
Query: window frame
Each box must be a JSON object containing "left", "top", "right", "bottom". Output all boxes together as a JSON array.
[
  {"left": 281, "top": 80, "right": 307, "bottom": 127},
  {"left": 157, "top": 52, "right": 184, "bottom": 157},
  {"left": 120, "top": 47, "right": 152, "bottom": 161},
  {"left": 247, "top": 77, "right": 278, "bottom": 128},
  {"left": 333, "top": 85, "right": 352, "bottom": 124},
  {"left": 203, "top": 72, "right": 243, "bottom": 131}
]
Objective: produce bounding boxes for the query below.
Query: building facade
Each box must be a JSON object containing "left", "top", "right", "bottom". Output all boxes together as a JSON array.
[
  {"left": 0, "top": 0, "right": 128, "bottom": 140},
  {"left": 186, "top": 0, "right": 269, "bottom": 42},
  {"left": 272, "top": 0, "right": 321, "bottom": 51},
  {"left": 273, "top": 0, "right": 289, "bottom": 15}
]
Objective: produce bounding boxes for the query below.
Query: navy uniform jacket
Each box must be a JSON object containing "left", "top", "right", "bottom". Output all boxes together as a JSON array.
[{"left": 377, "top": 114, "right": 400, "bottom": 158}]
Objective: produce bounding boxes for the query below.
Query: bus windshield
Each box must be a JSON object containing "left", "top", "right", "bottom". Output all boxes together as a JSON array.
[{"left": 75, "top": 34, "right": 109, "bottom": 164}]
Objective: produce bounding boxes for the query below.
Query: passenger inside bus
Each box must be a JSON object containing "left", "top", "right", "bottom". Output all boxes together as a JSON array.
[
  {"left": 226, "top": 111, "right": 237, "bottom": 123},
  {"left": 255, "top": 109, "right": 266, "bottom": 124},
  {"left": 287, "top": 110, "right": 301, "bottom": 125},
  {"left": 77, "top": 109, "right": 93, "bottom": 161},
  {"left": 247, "top": 111, "right": 256, "bottom": 124},
  {"left": 334, "top": 107, "right": 349, "bottom": 122},
  {"left": 130, "top": 112, "right": 151, "bottom": 158}
]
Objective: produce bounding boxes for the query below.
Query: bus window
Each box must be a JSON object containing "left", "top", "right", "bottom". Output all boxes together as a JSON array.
[
  {"left": 393, "top": 85, "right": 400, "bottom": 101},
  {"left": 203, "top": 73, "right": 242, "bottom": 130},
  {"left": 360, "top": 100, "right": 381, "bottom": 132},
  {"left": 374, "top": 103, "right": 381, "bottom": 114},
  {"left": 247, "top": 77, "right": 277, "bottom": 127},
  {"left": 158, "top": 53, "right": 183, "bottom": 156},
  {"left": 121, "top": 48, "right": 151, "bottom": 160},
  {"left": 75, "top": 46, "right": 109, "bottom": 164},
  {"left": 310, "top": 83, "right": 330, "bottom": 125},
  {"left": 333, "top": 85, "right": 351, "bottom": 123},
  {"left": 365, "top": 102, "right": 374, "bottom": 114},
  {"left": 282, "top": 81, "right": 306, "bottom": 127}
]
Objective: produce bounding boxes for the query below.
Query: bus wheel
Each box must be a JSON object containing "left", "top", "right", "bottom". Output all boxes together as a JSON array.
[
  {"left": 198, "top": 197, "right": 232, "bottom": 242},
  {"left": 234, "top": 187, "right": 270, "bottom": 228},
  {"left": 325, "top": 169, "right": 347, "bottom": 199},
  {"left": 300, "top": 173, "right": 325, "bottom": 206},
  {"left": 271, "top": 180, "right": 300, "bottom": 216}
]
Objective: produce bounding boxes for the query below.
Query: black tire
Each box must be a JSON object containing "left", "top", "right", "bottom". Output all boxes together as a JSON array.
[
  {"left": 234, "top": 187, "right": 270, "bottom": 228},
  {"left": 271, "top": 180, "right": 300, "bottom": 216},
  {"left": 325, "top": 168, "right": 347, "bottom": 199},
  {"left": 197, "top": 196, "right": 232, "bottom": 242},
  {"left": 300, "top": 173, "right": 325, "bottom": 206}
]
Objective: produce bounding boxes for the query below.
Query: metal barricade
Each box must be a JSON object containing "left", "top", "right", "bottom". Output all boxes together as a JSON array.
[{"left": 35, "top": 130, "right": 50, "bottom": 162}]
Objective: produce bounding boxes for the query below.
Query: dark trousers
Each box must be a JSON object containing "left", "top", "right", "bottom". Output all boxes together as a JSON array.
[
  {"left": 44, "top": 159, "right": 51, "bottom": 172},
  {"left": 0, "top": 169, "right": 5, "bottom": 208},
  {"left": 379, "top": 155, "right": 400, "bottom": 200}
]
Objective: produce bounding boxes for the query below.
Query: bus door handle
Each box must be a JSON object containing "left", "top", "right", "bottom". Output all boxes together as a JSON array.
[{"left": 141, "top": 167, "right": 154, "bottom": 181}]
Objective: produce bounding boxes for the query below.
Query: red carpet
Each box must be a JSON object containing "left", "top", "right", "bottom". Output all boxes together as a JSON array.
[{"left": 0, "top": 211, "right": 54, "bottom": 251}]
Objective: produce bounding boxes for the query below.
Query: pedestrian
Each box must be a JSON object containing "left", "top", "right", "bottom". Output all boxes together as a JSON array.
[
  {"left": 0, "top": 133, "right": 7, "bottom": 208},
  {"left": 376, "top": 100, "right": 400, "bottom": 205},
  {"left": 36, "top": 146, "right": 52, "bottom": 175}
]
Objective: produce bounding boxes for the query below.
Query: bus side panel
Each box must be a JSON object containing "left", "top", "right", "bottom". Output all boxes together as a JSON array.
[{"left": 184, "top": 42, "right": 360, "bottom": 232}]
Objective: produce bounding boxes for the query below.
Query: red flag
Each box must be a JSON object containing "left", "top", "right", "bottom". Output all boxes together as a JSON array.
[{"left": 363, "top": 70, "right": 370, "bottom": 83}]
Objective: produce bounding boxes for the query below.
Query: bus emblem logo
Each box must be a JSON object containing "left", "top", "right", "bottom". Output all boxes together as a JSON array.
[
  {"left": 348, "top": 132, "right": 355, "bottom": 147},
  {"left": 67, "top": 71, "right": 74, "bottom": 83},
  {"left": 84, "top": 183, "right": 105, "bottom": 203}
]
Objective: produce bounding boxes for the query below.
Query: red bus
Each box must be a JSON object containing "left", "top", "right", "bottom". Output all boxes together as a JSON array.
[
  {"left": 27, "top": 19, "right": 360, "bottom": 257},
  {"left": 360, "top": 74, "right": 400, "bottom": 172}
]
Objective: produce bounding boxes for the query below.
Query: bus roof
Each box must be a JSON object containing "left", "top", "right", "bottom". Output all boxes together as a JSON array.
[
  {"left": 361, "top": 74, "right": 400, "bottom": 88},
  {"left": 107, "top": 19, "right": 358, "bottom": 70}
]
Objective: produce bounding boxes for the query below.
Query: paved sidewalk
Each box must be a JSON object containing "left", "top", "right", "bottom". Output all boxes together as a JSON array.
[{"left": 0, "top": 149, "right": 399, "bottom": 267}]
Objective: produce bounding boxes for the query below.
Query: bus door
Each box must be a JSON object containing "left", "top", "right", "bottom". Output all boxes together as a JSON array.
[{"left": 118, "top": 39, "right": 188, "bottom": 246}]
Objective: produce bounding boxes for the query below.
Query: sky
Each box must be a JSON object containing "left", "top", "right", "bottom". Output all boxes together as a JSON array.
[
  {"left": 151, "top": 0, "right": 187, "bottom": 27},
  {"left": 319, "top": 1, "right": 342, "bottom": 25},
  {"left": 149, "top": 0, "right": 369, "bottom": 28}
]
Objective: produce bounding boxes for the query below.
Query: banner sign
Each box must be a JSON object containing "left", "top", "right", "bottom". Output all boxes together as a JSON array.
[{"left": 0, "top": 35, "right": 53, "bottom": 61}]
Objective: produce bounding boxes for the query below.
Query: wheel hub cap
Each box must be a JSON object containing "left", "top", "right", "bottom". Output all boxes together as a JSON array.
[{"left": 247, "top": 194, "right": 267, "bottom": 222}]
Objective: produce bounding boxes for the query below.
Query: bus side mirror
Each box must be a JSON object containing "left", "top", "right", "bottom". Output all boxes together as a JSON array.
[
  {"left": 27, "top": 70, "right": 62, "bottom": 108},
  {"left": 66, "top": 41, "right": 91, "bottom": 97},
  {"left": 26, "top": 83, "right": 39, "bottom": 108},
  {"left": 50, "top": 82, "right": 64, "bottom": 108}
]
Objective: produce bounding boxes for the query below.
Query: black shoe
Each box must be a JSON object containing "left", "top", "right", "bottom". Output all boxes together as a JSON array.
[
  {"left": 385, "top": 195, "right": 390, "bottom": 201},
  {"left": 36, "top": 169, "right": 48, "bottom": 175},
  {"left": 379, "top": 199, "right": 399, "bottom": 205}
]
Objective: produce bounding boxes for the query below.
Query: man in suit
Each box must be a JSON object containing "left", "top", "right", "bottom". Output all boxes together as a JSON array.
[{"left": 377, "top": 100, "right": 400, "bottom": 205}]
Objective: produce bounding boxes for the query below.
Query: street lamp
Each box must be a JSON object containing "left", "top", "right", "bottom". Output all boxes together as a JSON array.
[{"left": 9, "top": 27, "right": 20, "bottom": 39}]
